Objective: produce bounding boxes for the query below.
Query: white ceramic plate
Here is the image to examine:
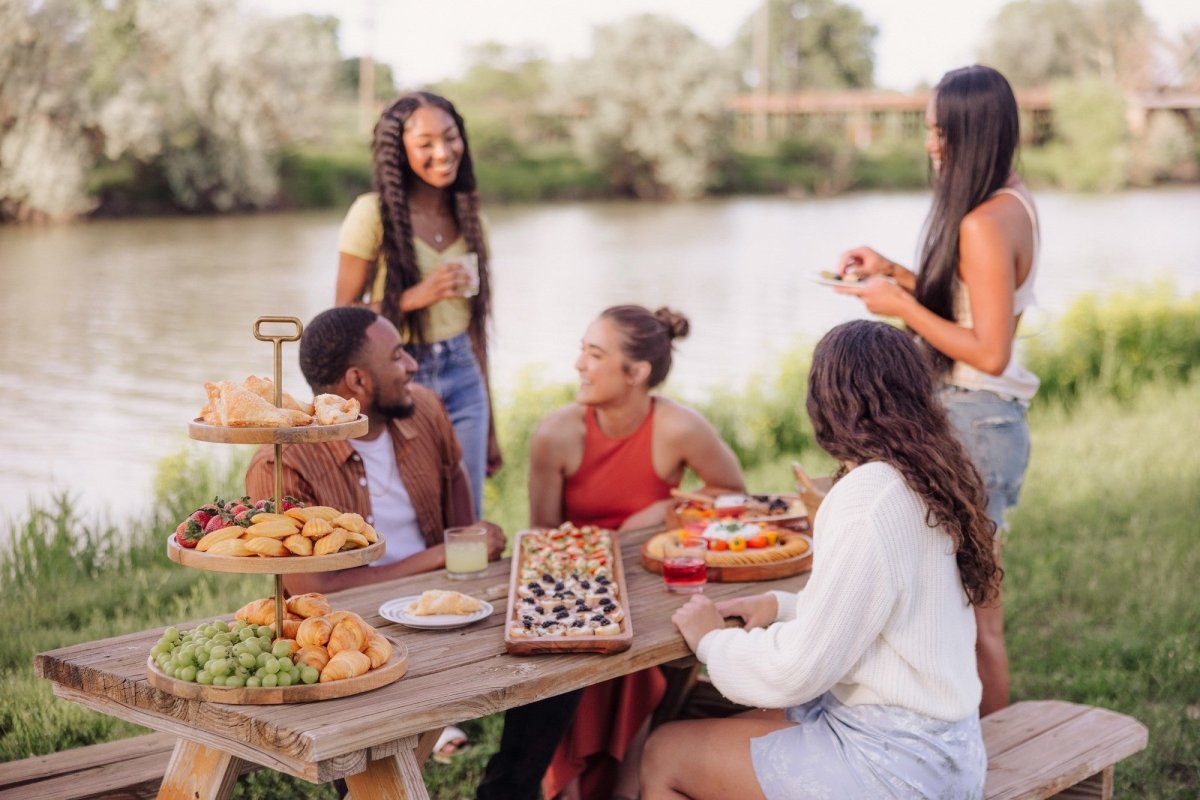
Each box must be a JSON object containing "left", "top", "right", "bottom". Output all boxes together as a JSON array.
[{"left": 379, "top": 595, "right": 494, "bottom": 629}]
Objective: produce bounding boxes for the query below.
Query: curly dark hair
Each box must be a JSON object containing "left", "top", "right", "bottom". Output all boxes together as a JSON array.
[
  {"left": 299, "top": 306, "right": 377, "bottom": 394},
  {"left": 601, "top": 305, "right": 690, "bottom": 388},
  {"left": 371, "top": 91, "right": 491, "bottom": 350},
  {"left": 806, "top": 320, "right": 1001, "bottom": 606}
]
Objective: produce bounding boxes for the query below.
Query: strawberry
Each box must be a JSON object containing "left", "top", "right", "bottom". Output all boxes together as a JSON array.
[
  {"left": 203, "top": 513, "right": 230, "bottom": 534},
  {"left": 281, "top": 496, "right": 303, "bottom": 512},
  {"left": 234, "top": 508, "right": 257, "bottom": 526},
  {"left": 175, "top": 518, "right": 205, "bottom": 548}
]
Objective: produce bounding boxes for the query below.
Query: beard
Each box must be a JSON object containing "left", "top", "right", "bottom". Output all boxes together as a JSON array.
[{"left": 374, "top": 384, "right": 416, "bottom": 420}]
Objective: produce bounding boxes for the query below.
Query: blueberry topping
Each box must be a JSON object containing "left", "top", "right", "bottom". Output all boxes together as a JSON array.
[
  {"left": 571, "top": 620, "right": 585, "bottom": 628},
  {"left": 555, "top": 610, "right": 570, "bottom": 620},
  {"left": 590, "top": 614, "right": 606, "bottom": 623},
  {"left": 541, "top": 620, "right": 557, "bottom": 628}
]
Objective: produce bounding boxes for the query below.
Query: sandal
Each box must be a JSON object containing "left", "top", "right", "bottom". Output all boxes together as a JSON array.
[{"left": 431, "top": 725, "right": 470, "bottom": 764}]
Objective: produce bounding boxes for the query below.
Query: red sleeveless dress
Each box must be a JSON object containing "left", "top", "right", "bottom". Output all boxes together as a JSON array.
[{"left": 545, "top": 401, "right": 677, "bottom": 800}]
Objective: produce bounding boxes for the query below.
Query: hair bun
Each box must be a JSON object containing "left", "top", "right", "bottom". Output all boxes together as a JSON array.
[{"left": 653, "top": 307, "right": 690, "bottom": 341}]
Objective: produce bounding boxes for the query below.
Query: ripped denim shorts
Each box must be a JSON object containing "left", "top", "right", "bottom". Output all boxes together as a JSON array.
[{"left": 939, "top": 386, "right": 1031, "bottom": 534}]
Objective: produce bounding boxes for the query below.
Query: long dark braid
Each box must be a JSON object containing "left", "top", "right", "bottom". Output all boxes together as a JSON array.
[{"left": 371, "top": 92, "right": 491, "bottom": 348}]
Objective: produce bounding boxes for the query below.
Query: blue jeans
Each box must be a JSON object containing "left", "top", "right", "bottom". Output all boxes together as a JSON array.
[
  {"left": 940, "top": 386, "right": 1031, "bottom": 533},
  {"left": 411, "top": 332, "right": 489, "bottom": 517}
]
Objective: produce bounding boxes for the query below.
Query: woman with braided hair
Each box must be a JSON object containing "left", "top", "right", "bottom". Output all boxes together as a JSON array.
[{"left": 336, "top": 91, "right": 498, "bottom": 515}]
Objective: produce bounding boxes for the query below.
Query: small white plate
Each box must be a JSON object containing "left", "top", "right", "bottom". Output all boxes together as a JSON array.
[
  {"left": 809, "top": 272, "right": 862, "bottom": 288},
  {"left": 379, "top": 595, "right": 494, "bottom": 629}
]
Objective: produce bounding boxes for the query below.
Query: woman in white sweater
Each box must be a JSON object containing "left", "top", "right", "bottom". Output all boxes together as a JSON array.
[{"left": 640, "top": 320, "right": 1001, "bottom": 800}]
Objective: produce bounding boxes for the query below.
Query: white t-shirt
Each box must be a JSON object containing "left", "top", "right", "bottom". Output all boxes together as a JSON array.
[{"left": 348, "top": 430, "right": 426, "bottom": 566}]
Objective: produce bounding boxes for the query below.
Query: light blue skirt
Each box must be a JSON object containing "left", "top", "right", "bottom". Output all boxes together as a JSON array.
[{"left": 750, "top": 692, "right": 986, "bottom": 799}]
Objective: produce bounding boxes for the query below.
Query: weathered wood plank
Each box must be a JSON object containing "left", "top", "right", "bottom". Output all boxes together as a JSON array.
[
  {"left": 0, "top": 733, "right": 172, "bottom": 787},
  {"left": 157, "top": 739, "right": 240, "bottom": 800},
  {"left": 1053, "top": 766, "right": 1112, "bottom": 800},
  {"left": 982, "top": 701, "right": 1090, "bottom": 757},
  {"left": 983, "top": 704, "right": 1147, "bottom": 800},
  {"left": 343, "top": 749, "right": 429, "bottom": 800}
]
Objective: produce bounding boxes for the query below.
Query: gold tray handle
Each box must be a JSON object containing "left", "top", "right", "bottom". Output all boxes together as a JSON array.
[{"left": 253, "top": 316, "right": 303, "bottom": 408}]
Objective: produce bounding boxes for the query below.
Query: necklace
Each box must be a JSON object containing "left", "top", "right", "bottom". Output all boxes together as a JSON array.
[{"left": 433, "top": 232, "right": 444, "bottom": 244}]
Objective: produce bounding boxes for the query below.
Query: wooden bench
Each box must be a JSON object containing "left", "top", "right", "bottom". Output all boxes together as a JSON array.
[
  {"left": 982, "top": 700, "right": 1148, "bottom": 799},
  {"left": 1, "top": 700, "right": 1147, "bottom": 799}
]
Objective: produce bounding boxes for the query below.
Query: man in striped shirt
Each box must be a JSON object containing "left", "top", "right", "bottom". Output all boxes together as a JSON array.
[{"left": 246, "top": 306, "right": 505, "bottom": 595}]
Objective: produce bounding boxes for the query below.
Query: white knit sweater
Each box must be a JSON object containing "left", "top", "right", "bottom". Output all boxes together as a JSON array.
[{"left": 695, "top": 461, "right": 981, "bottom": 722}]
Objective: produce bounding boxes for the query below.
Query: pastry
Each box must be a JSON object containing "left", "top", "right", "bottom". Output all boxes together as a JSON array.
[
  {"left": 295, "top": 616, "right": 333, "bottom": 648},
  {"left": 235, "top": 598, "right": 276, "bottom": 627},
  {"left": 287, "top": 593, "right": 332, "bottom": 619},
  {"left": 202, "top": 381, "right": 312, "bottom": 427},
  {"left": 313, "top": 393, "right": 361, "bottom": 425},
  {"left": 320, "top": 649, "right": 370, "bottom": 682},
  {"left": 242, "top": 375, "right": 313, "bottom": 415},
  {"left": 364, "top": 633, "right": 392, "bottom": 669},
  {"left": 294, "top": 645, "right": 330, "bottom": 672},
  {"left": 406, "top": 589, "right": 483, "bottom": 616},
  {"left": 313, "top": 529, "right": 348, "bottom": 555},
  {"left": 326, "top": 617, "right": 368, "bottom": 656}
]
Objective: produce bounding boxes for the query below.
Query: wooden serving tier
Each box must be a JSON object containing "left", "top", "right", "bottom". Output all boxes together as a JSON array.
[
  {"left": 664, "top": 494, "right": 811, "bottom": 533},
  {"left": 145, "top": 635, "right": 408, "bottom": 704},
  {"left": 504, "top": 529, "right": 633, "bottom": 656},
  {"left": 167, "top": 535, "right": 384, "bottom": 574},
  {"left": 641, "top": 532, "right": 813, "bottom": 583},
  {"left": 188, "top": 415, "right": 368, "bottom": 445}
]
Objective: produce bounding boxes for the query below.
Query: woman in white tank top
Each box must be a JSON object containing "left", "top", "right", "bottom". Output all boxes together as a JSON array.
[{"left": 831, "top": 65, "right": 1038, "bottom": 718}]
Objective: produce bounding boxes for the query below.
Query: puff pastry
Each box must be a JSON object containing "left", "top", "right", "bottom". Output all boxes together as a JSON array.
[
  {"left": 406, "top": 589, "right": 482, "bottom": 617},
  {"left": 242, "top": 375, "right": 313, "bottom": 415},
  {"left": 320, "top": 649, "right": 370, "bottom": 682},
  {"left": 313, "top": 393, "right": 361, "bottom": 425},
  {"left": 202, "top": 381, "right": 312, "bottom": 427}
]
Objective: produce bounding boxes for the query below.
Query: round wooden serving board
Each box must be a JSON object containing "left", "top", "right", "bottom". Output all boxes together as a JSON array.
[
  {"left": 167, "top": 535, "right": 384, "bottom": 574},
  {"left": 145, "top": 635, "right": 408, "bottom": 704},
  {"left": 188, "top": 415, "right": 368, "bottom": 445},
  {"left": 641, "top": 532, "right": 813, "bottom": 582},
  {"left": 664, "top": 496, "right": 810, "bottom": 533}
]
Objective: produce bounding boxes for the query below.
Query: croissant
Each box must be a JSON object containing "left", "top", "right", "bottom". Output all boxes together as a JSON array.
[
  {"left": 280, "top": 617, "right": 302, "bottom": 639},
  {"left": 407, "top": 589, "right": 482, "bottom": 616},
  {"left": 294, "top": 645, "right": 330, "bottom": 672},
  {"left": 295, "top": 616, "right": 333, "bottom": 648},
  {"left": 320, "top": 649, "right": 370, "bottom": 682},
  {"left": 235, "top": 598, "right": 276, "bottom": 627},
  {"left": 313, "top": 393, "right": 361, "bottom": 426},
  {"left": 327, "top": 617, "right": 368, "bottom": 656},
  {"left": 364, "top": 632, "right": 392, "bottom": 669},
  {"left": 287, "top": 593, "right": 332, "bottom": 619}
]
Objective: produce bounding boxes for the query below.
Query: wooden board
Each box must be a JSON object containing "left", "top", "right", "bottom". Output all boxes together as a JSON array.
[
  {"left": 641, "top": 532, "right": 813, "bottom": 582},
  {"left": 145, "top": 635, "right": 408, "bottom": 704},
  {"left": 188, "top": 415, "right": 368, "bottom": 444},
  {"left": 167, "top": 534, "right": 384, "bottom": 574},
  {"left": 504, "top": 529, "right": 633, "bottom": 655}
]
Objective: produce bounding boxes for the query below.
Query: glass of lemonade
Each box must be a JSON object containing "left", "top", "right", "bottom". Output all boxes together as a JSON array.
[{"left": 444, "top": 525, "right": 489, "bottom": 580}]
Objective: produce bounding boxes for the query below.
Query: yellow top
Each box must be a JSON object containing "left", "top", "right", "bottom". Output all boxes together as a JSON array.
[{"left": 338, "top": 192, "right": 481, "bottom": 343}]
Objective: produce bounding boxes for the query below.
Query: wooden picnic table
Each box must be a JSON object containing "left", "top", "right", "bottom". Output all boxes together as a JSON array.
[{"left": 34, "top": 524, "right": 813, "bottom": 800}]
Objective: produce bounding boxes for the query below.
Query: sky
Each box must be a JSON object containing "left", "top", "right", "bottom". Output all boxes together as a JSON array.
[{"left": 251, "top": 0, "right": 1200, "bottom": 91}]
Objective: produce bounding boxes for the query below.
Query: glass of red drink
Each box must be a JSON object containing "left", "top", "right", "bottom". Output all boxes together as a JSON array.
[{"left": 662, "top": 536, "right": 708, "bottom": 593}]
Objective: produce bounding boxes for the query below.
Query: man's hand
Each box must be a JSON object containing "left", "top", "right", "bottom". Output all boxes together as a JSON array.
[{"left": 478, "top": 521, "right": 507, "bottom": 560}]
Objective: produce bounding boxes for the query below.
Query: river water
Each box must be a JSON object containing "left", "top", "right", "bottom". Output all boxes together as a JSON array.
[{"left": 2, "top": 188, "right": 1198, "bottom": 519}]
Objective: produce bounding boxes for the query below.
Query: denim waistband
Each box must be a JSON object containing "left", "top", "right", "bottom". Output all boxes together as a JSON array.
[
  {"left": 940, "top": 383, "right": 1029, "bottom": 407},
  {"left": 406, "top": 331, "right": 472, "bottom": 361}
]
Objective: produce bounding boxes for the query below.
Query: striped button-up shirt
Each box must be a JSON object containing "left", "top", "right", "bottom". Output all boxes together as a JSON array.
[{"left": 245, "top": 384, "right": 470, "bottom": 549}]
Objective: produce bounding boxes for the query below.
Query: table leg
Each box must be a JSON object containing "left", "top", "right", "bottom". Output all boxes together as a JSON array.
[
  {"left": 157, "top": 738, "right": 241, "bottom": 800},
  {"left": 344, "top": 746, "right": 430, "bottom": 800},
  {"left": 415, "top": 727, "right": 444, "bottom": 765}
]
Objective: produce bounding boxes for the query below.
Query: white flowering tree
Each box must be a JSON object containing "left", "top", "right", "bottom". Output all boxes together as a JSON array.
[{"left": 554, "top": 14, "right": 737, "bottom": 199}]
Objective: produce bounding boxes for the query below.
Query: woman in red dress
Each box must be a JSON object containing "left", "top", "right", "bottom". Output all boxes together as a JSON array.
[{"left": 532, "top": 305, "right": 745, "bottom": 800}]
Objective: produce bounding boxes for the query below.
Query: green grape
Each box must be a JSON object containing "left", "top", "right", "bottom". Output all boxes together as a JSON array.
[
  {"left": 300, "top": 666, "right": 319, "bottom": 685},
  {"left": 243, "top": 639, "right": 262, "bottom": 656},
  {"left": 257, "top": 635, "right": 273, "bottom": 651},
  {"left": 256, "top": 625, "right": 273, "bottom": 638},
  {"left": 210, "top": 645, "right": 228, "bottom": 661},
  {"left": 178, "top": 665, "right": 197, "bottom": 683},
  {"left": 245, "top": 676, "right": 261, "bottom": 688},
  {"left": 165, "top": 665, "right": 178, "bottom": 679},
  {"left": 288, "top": 664, "right": 301, "bottom": 682},
  {"left": 172, "top": 652, "right": 190, "bottom": 669},
  {"left": 209, "top": 659, "right": 231, "bottom": 677},
  {"left": 238, "top": 626, "right": 256, "bottom": 642},
  {"left": 214, "top": 620, "right": 229, "bottom": 633},
  {"left": 196, "top": 670, "right": 213, "bottom": 685},
  {"left": 261, "top": 673, "right": 278, "bottom": 688},
  {"left": 255, "top": 652, "right": 270, "bottom": 669},
  {"left": 212, "top": 675, "right": 226, "bottom": 687},
  {"left": 150, "top": 643, "right": 168, "bottom": 658},
  {"left": 224, "top": 675, "right": 245, "bottom": 688},
  {"left": 163, "top": 626, "right": 180, "bottom": 641},
  {"left": 264, "top": 657, "right": 281, "bottom": 675},
  {"left": 271, "top": 641, "right": 293, "bottom": 659},
  {"left": 276, "top": 672, "right": 293, "bottom": 687},
  {"left": 238, "top": 652, "right": 257, "bottom": 669}
]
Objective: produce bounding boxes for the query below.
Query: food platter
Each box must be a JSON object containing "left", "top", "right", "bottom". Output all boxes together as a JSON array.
[
  {"left": 188, "top": 414, "right": 368, "bottom": 445},
  {"left": 145, "top": 634, "right": 408, "bottom": 704},
  {"left": 379, "top": 595, "right": 494, "bottom": 630},
  {"left": 665, "top": 493, "right": 810, "bottom": 533},
  {"left": 642, "top": 532, "right": 813, "bottom": 583},
  {"left": 167, "top": 534, "right": 384, "bottom": 574},
  {"left": 503, "top": 527, "right": 633, "bottom": 655}
]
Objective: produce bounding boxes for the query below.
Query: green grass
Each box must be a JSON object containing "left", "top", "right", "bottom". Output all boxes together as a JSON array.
[{"left": 3, "top": 289, "right": 1199, "bottom": 796}]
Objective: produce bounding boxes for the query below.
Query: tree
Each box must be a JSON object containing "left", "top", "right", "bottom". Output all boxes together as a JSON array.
[
  {"left": 979, "top": 0, "right": 1156, "bottom": 89},
  {"left": 553, "top": 14, "right": 737, "bottom": 199},
  {"left": 731, "top": 0, "right": 877, "bottom": 92}
]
